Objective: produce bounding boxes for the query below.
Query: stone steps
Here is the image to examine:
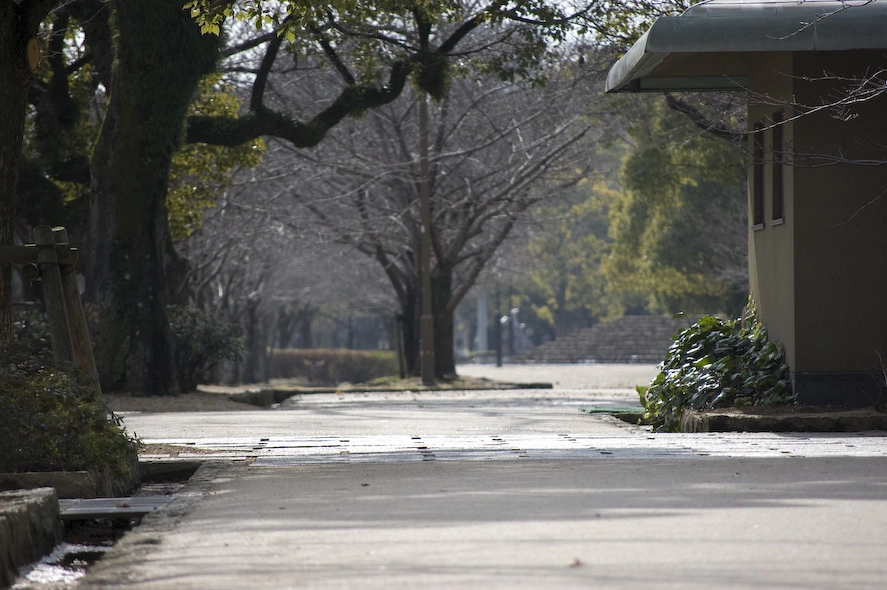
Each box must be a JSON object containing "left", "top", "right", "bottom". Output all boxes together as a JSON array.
[{"left": 515, "top": 315, "right": 688, "bottom": 364}]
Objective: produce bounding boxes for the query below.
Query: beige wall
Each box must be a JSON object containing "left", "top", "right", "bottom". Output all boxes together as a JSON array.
[
  {"left": 749, "top": 50, "right": 887, "bottom": 375},
  {"left": 747, "top": 53, "right": 796, "bottom": 367}
]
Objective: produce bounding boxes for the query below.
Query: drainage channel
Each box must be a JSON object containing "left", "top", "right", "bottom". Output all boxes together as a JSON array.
[{"left": 11, "top": 464, "right": 200, "bottom": 589}]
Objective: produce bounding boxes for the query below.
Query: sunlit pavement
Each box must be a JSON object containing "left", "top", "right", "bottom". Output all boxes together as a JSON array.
[{"left": 83, "top": 364, "right": 887, "bottom": 589}]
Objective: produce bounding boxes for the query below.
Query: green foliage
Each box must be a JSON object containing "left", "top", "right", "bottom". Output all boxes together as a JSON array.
[
  {"left": 415, "top": 52, "right": 451, "bottom": 100},
  {"left": 18, "top": 27, "right": 96, "bottom": 234},
  {"left": 185, "top": 0, "right": 575, "bottom": 97},
  {"left": 168, "top": 305, "right": 243, "bottom": 392},
  {"left": 605, "top": 97, "right": 747, "bottom": 316},
  {"left": 0, "top": 332, "right": 137, "bottom": 475},
  {"left": 583, "top": 0, "right": 688, "bottom": 46},
  {"left": 10, "top": 309, "right": 52, "bottom": 353},
  {"left": 168, "top": 75, "right": 265, "bottom": 241},
  {"left": 519, "top": 179, "right": 618, "bottom": 337},
  {"left": 639, "top": 306, "right": 794, "bottom": 432},
  {"left": 270, "top": 348, "right": 398, "bottom": 385}
]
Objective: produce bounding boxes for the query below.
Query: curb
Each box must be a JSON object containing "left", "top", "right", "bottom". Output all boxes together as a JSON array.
[
  {"left": 0, "top": 488, "right": 62, "bottom": 589},
  {"left": 0, "top": 459, "right": 140, "bottom": 499},
  {"left": 221, "top": 382, "right": 555, "bottom": 408},
  {"left": 225, "top": 387, "right": 278, "bottom": 407},
  {"left": 0, "top": 472, "right": 109, "bottom": 500},
  {"left": 681, "top": 408, "right": 887, "bottom": 432}
]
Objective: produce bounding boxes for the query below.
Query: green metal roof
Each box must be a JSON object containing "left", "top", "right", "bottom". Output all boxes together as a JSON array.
[{"left": 606, "top": 0, "right": 887, "bottom": 92}]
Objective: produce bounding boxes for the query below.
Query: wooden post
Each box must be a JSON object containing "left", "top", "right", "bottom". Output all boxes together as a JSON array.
[
  {"left": 395, "top": 314, "right": 405, "bottom": 379},
  {"left": 418, "top": 93, "right": 436, "bottom": 385},
  {"left": 53, "top": 227, "right": 101, "bottom": 394},
  {"left": 34, "top": 225, "right": 75, "bottom": 363},
  {"left": 495, "top": 284, "right": 502, "bottom": 367}
]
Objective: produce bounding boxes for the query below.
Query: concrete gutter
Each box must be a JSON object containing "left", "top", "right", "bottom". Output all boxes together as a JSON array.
[
  {"left": 0, "top": 488, "right": 62, "bottom": 589},
  {"left": 0, "top": 462, "right": 201, "bottom": 588}
]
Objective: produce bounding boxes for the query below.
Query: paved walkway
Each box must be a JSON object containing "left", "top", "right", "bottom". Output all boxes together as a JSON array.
[{"left": 80, "top": 365, "right": 887, "bottom": 589}]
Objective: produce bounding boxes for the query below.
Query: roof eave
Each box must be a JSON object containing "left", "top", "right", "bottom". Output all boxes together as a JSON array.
[{"left": 605, "top": 2, "right": 887, "bottom": 94}]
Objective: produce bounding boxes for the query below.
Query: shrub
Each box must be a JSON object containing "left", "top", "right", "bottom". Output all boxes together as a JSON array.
[
  {"left": 638, "top": 306, "right": 794, "bottom": 432},
  {"left": 10, "top": 308, "right": 51, "bottom": 352},
  {"left": 270, "top": 349, "right": 398, "bottom": 385},
  {"left": 0, "top": 338, "right": 137, "bottom": 476},
  {"left": 168, "top": 305, "right": 243, "bottom": 392}
]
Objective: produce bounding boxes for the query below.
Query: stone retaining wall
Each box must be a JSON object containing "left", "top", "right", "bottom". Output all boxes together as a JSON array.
[
  {"left": 514, "top": 315, "right": 688, "bottom": 364},
  {"left": 0, "top": 488, "right": 62, "bottom": 588}
]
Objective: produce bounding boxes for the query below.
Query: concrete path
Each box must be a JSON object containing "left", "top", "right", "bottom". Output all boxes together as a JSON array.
[{"left": 81, "top": 365, "right": 887, "bottom": 589}]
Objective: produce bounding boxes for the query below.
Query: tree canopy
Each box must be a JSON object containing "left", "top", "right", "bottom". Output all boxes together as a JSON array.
[
  {"left": 519, "top": 178, "right": 618, "bottom": 340},
  {"left": 605, "top": 96, "right": 748, "bottom": 317},
  {"left": 234, "top": 48, "right": 598, "bottom": 375},
  {"left": 1, "top": 0, "right": 758, "bottom": 390},
  {"left": 4, "top": 0, "right": 589, "bottom": 393}
]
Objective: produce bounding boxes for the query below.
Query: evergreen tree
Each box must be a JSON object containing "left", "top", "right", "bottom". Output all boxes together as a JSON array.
[{"left": 605, "top": 97, "right": 748, "bottom": 317}]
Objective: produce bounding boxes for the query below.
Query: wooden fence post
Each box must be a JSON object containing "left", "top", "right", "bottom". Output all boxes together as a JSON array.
[
  {"left": 53, "top": 227, "right": 101, "bottom": 394},
  {"left": 34, "top": 225, "right": 75, "bottom": 364}
]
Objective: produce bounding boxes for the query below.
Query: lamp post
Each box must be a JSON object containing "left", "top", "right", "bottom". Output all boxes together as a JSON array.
[{"left": 418, "top": 92, "right": 435, "bottom": 385}]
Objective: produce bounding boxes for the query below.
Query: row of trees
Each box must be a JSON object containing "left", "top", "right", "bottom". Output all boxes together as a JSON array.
[
  {"left": 181, "top": 85, "right": 750, "bottom": 371},
  {"left": 3, "top": 0, "right": 587, "bottom": 393},
  {"left": 499, "top": 94, "right": 747, "bottom": 346},
  {"left": 4, "top": 0, "right": 754, "bottom": 391},
  {"left": 249, "top": 66, "right": 606, "bottom": 376}
]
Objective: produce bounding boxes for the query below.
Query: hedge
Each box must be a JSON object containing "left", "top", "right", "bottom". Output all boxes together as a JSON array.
[{"left": 270, "top": 349, "right": 398, "bottom": 385}]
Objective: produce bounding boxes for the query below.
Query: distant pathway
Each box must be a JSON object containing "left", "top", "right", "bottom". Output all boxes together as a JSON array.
[
  {"left": 129, "top": 362, "right": 887, "bottom": 464},
  {"left": 455, "top": 362, "right": 660, "bottom": 390}
]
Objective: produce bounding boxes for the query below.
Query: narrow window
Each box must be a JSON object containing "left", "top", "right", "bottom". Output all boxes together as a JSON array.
[
  {"left": 771, "top": 111, "right": 785, "bottom": 223},
  {"left": 752, "top": 122, "right": 765, "bottom": 228}
]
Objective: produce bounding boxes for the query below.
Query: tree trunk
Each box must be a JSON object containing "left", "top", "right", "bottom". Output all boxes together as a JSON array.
[
  {"left": 242, "top": 301, "right": 270, "bottom": 384},
  {"left": 347, "top": 314, "right": 354, "bottom": 350},
  {"left": 0, "top": 3, "right": 56, "bottom": 341},
  {"left": 398, "top": 273, "right": 456, "bottom": 379},
  {"left": 432, "top": 270, "right": 456, "bottom": 378},
  {"left": 299, "top": 314, "right": 314, "bottom": 349},
  {"left": 400, "top": 283, "right": 420, "bottom": 376},
  {"left": 553, "top": 280, "right": 570, "bottom": 340},
  {"left": 87, "top": 0, "right": 219, "bottom": 394},
  {"left": 276, "top": 305, "right": 299, "bottom": 348}
]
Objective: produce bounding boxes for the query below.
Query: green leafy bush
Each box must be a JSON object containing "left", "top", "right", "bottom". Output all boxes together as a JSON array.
[
  {"left": 10, "top": 308, "right": 51, "bottom": 351},
  {"left": 638, "top": 309, "right": 794, "bottom": 432},
  {"left": 270, "top": 349, "right": 398, "bottom": 385},
  {"left": 0, "top": 339, "right": 137, "bottom": 476},
  {"left": 168, "top": 305, "right": 243, "bottom": 392}
]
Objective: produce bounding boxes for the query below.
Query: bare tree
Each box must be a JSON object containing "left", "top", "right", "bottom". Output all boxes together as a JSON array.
[
  {"left": 257, "top": 55, "right": 605, "bottom": 377},
  {"left": 175, "top": 168, "right": 393, "bottom": 383}
]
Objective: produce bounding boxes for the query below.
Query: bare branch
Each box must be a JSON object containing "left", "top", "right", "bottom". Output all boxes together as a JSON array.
[{"left": 664, "top": 93, "right": 745, "bottom": 145}]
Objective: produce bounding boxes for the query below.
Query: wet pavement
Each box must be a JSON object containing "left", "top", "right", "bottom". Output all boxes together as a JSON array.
[{"left": 79, "top": 364, "right": 887, "bottom": 589}]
